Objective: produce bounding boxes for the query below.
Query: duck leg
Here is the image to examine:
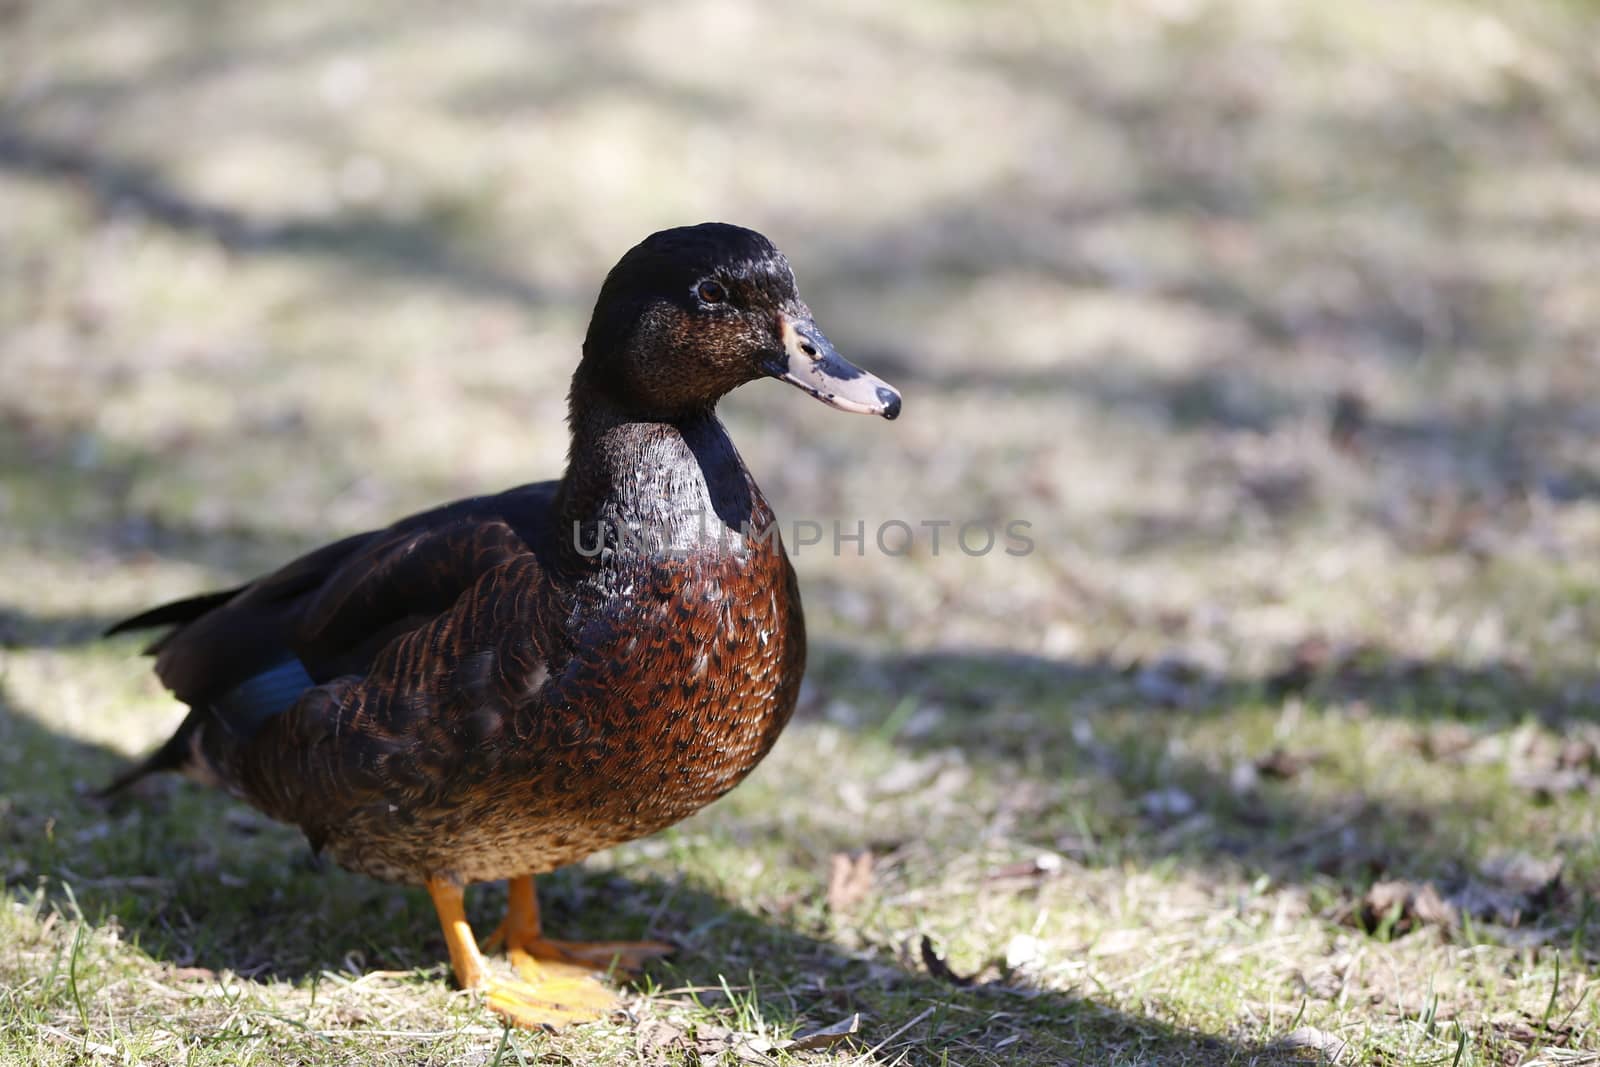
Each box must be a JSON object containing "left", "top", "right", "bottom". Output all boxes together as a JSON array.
[
  {"left": 426, "top": 875, "right": 619, "bottom": 1029},
  {"left": 482, "top": 875, "right": 674, "bottom": 977}
]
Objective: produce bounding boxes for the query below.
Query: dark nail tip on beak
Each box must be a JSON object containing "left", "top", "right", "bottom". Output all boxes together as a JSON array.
[{"left": 877, "top": 387, "right": 902, "bottom": 420}]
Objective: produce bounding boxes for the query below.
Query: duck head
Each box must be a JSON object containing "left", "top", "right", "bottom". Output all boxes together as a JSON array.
[{"left": 578, "top": 223, "right": 901, "bottom": 422}]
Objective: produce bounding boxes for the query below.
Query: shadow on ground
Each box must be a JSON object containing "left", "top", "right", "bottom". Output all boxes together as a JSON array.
[
  {"left": 0, "top": 404, "right": 363, "bottom": 581},
  {"left": 2, "top": 676, "right": 1246, "bottom": 1064},
  {"left": 7, "top": 637, "right": 1594, "bottom": 1059},
  {"left": 0, "top": 122, "right": 551, "bottom": 308},
  {"left": 806, "top": 641, "right": 1600, "bottom": 900}
]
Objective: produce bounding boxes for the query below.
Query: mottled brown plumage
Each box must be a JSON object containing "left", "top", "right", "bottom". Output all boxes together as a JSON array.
[{"left": 106, "top": 222, "right": 900, "bottom": 1027}]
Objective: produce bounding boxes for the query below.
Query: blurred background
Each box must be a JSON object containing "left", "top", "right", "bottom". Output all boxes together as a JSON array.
[{"left": 3, "top": 0, "right": 1599, "bottom": 1063}]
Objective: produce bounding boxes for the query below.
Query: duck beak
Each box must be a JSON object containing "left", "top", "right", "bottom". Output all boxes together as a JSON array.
[{"left": 765, "top": 315, "right": 901, "bottom": 420}]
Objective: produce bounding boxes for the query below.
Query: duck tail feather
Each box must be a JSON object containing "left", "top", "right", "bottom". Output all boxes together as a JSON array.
[
  {"left": 104, "top": 587, "right": 243, "bottom": 639},
  {"left": 96, "top": 713, "right": 201, "bottom": 799}
]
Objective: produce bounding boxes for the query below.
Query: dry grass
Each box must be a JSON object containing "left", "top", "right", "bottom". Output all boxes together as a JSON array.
[{"left": 3, "top": 0, "right": 1600, "bottom": 1063}]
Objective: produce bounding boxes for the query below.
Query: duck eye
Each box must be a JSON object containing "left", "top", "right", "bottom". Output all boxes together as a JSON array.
[{"left": 696, "top": 279, "right": 727, "bottom": 305}]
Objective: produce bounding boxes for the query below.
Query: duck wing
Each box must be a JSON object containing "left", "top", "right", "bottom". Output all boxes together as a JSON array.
[{"left": 104, "top": 481, "right": 559, "bottom": 793}]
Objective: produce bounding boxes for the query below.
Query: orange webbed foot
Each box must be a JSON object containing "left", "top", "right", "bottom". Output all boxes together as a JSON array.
[
  {"left": 480, "top": 971, "right": 620, "bottom": 1029},
  {"left": 511, "top": 937, "right": 675, "bottom": 977},
  {"left": 482, "top": 875, "right": 674, "bottom": 979},
  {"left": 427, "top": 875, "right": 626, "bottom": 1030}
]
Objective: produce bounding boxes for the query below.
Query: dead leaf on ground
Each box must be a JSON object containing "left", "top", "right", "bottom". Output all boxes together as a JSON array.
[
  {"left": 1481, "top": 852, "right": 1563, "bottom": 896},
  {"left": 691, "top": 1022, "right": 776, "bottom": 1064},
  {"left": 1353, "top": 880, "right": 1457, "bottom": 937},
  {"left": 1488, "top": 1012, "right": 1576, "bottom": 1053},
  {"left": 635, "top": 1017, "right": 689, "bottom": 1061},
  {"left": 37, "top": 1027, "right": 122, "bottom": 1059},
  {"left": 1560, "top": 735, "right": 1598, "bottom": 770},
  {"left": 762, "top": 888, "right": 806, "bottom": 916},
  {"left": 1413, "top": 722, "right": 1479, "bottom": 763},
  {"left": 1268, "top": 1026, "right": 1348, "bottom": 1062},
  {"left": 984, "top": 851, "right": 1066, "bottom": 888},
  {"left": 827, "top": 850, "right": 875, "bottom": 913},
  {"left": 1265, "top": 636, "right": 1337, "bottom": 697},
  {"left": 161, "top": 965, "right": 219, "bottom": 983},
  {"left": 781, "top": 1013, "right": 860, "bottom": 1051},
  {"left": 1507, "top": 723, "right": 1597, "bottom": 799},
  {"left": 1255, "top": 747, "right": 1320, "bottom": 780},
  {"left": 1510, "top": 766, "right": 1591, "bottom": 800},
  {"left": 873, "top": 752, "right": 972, "bottom": 797},
  {"left": 1453, "top": 852, "right": 1565, "bottom": 925},
  {"left": 1349, "top": 855, "right": 1565, "bottom": 937}
]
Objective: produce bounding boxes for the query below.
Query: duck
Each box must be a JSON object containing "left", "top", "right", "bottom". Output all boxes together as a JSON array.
[{"left": 103, "top": 222, "right": 901, "bottom": 1029}]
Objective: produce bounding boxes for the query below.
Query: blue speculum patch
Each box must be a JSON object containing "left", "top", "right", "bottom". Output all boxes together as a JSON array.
[{"left": 214, "top": 658, "right": 316, "bottom": 738}]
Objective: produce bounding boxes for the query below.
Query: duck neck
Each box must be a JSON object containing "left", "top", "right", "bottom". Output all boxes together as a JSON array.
[{"left": 554, "top": 393, "right": 761, "bottom": 570}]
